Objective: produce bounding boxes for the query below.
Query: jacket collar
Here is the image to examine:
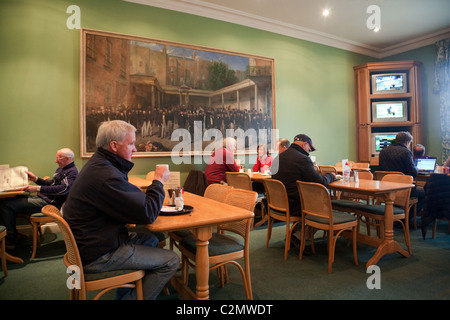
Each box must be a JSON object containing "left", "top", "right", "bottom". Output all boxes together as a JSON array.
[
  {"left": 97, "top": 147, "right": 134, "bottom": 173},
  {"left": 290, "top": 143, "right": 309, "bottom": 156}
]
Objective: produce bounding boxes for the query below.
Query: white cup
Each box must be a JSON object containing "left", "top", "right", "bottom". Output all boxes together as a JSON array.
[{"left": 156, "top": 164, "right": 169, "bottom": 170}]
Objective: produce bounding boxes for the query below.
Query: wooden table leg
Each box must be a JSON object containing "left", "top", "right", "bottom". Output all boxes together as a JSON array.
[
  {"left": 191, "top": 226, "right": 213, "bottom": 300},
  {"left": 366, "top": 191, "right": 410, "bottom": 268}
]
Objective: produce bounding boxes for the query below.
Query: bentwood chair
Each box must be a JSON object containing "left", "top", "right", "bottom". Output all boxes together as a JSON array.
[
  {"left": 0, "top": 225, "right": 8, "bottom": 276},
  {"left": 373, "top": 171, "right": 403, "bottom": 180},
  {"left": 318, "top": 165, "right": 337, "bottom": 175},
  {"left": 296, "top": 181, "right": 359, "bottom": 273},
  {"left": 168, "top": 184, "right": 233, "bottom": 250},
  {"left": 354, "top": 174, "right": 414, "bottom": 254},
  {"left": 41, "top": 205, "right": 145, "bottom": 300},
  {"left": 332, "top": 170, "right": 374, "bottom": 213},
  {"left": 263, "top": 179, "right": 302, "bottom": 260},
  {"left": 226, "top": 172, "right": 266, "bottom": 228},
  {"left": 179, "top": 188, "right": 257, "bottom": 299}
]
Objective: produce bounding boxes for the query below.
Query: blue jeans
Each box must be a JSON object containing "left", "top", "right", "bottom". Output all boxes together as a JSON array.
[
  {"left": 0, "top": 195, "right": 48, "bottom": 239},
  {"left": 83, "top": 232, "right": 180, "bottom": 300}
]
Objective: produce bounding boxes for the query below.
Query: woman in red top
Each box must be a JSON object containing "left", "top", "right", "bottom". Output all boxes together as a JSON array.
[{"left": 253, "top": 144, "right": 273, "bottom": 173}]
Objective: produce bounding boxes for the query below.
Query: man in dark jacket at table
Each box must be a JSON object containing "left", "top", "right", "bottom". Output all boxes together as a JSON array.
[
  {"left": 0, "top": 148, "right": 78, "bottom": 249},
  {"left": 63, "top": 120, "right": 179, "bottom": 300},
  {"left": 379, "top": 131, "right": 425, "bottom": 217},
  {"left": 272, "top": 134, "right": 335, "bottom": 217}
]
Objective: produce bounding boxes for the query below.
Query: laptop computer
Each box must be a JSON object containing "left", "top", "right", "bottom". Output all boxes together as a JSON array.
[{"left": 415, "top": 157, "right": 437, "bottom": 174}]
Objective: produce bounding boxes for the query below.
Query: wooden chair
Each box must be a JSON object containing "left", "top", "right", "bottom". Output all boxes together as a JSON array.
[
  {"left": 354, "top": 174, "right": 414, "bottom": 254},
  {"left": 145, "top": 171, "right": 155, "bottom": 180},
  {"left": 179, "top": 188, "right": 257, "bottom": 299},
  {"left": 373, "top": 171, "right": 403, "bottom": 180},
  {"left": 263, "top": 179, "right": 302, "bottom": 260},
  {"left": 225, "top": 172, "right": 253, "bottom": 190},
  {"left": 41, "top": 205, "right": 145, "bottom": 300},
  {"left": 332, "top": 171, "right": 374, "bottom": 208},
  {"left": 0, "top": 225, "right": 7, "bottom": 276},
  {"left": 226, "top": 172, "right": 266, "bottom": 228},
  {"left": 29, "top": 212, "right": 54, "bottom": 259},
  {"left": 318, "top": 165, "right": 337, "bottom": 175},
  {"left": 168, "top": 184, "right": 233, "bottom": 250},
  {"left": 296, "top": 181, "right": 359, "bottom": 273}
]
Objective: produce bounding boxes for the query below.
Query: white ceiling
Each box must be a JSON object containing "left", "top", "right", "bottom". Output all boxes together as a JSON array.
[{"left": 124, "top": 0, "right": 450, "bottom": 58}]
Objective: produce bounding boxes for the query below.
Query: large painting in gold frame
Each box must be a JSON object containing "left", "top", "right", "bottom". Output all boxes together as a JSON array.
[{"left": 80, "top": 29, "right": 276, "bottom": 158}]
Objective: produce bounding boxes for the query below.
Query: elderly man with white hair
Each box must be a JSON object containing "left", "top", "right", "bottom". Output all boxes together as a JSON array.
[
  {"left": 0, "top": 148, "right": 78, "bottom": 249},
  {"left": 204, "top": 136, "right": 240, "bottom": 185}
]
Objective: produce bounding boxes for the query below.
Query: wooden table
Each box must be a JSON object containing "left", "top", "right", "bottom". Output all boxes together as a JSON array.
[
  {"left": 248, "top": 172, "right": 271, "bottom": 182},
  {"left": 145, "top": 191, "right": 254, "bottom": 300},
  {"left": 0, "top": 190, "right": 26, "bottom": 264},
  {"left": 328, "top": 179, "right": 414, "bottom": 268}
]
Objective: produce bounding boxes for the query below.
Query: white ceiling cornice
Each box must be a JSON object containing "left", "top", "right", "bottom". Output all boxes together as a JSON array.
[{"left": 124, "top": 0, "right": 450, "bottom": 59}]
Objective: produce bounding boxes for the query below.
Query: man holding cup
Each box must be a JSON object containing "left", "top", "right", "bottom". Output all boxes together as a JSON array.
[{"left": 63, "top": 120, "right": 179, "bottom": 300}]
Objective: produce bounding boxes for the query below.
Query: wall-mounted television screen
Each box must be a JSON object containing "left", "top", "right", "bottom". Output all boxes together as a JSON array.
[
  {"left": 371, "top": 101, "right": 408, "bottom": 123},
  {"left": 371, "top": 132, "right": 397, "bottom": 155},
  {"left": 371, "top": 73, "right": 407, "bottom": 94}
]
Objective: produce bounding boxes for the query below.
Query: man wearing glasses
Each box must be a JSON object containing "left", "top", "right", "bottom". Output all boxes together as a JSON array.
[{"left": 0, "top": 148, "right": 78, "bottom": 249}]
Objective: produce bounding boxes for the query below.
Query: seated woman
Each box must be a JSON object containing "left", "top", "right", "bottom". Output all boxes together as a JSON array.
[{"left": 253, "top": 144, "right": 273, "bottom": 173}]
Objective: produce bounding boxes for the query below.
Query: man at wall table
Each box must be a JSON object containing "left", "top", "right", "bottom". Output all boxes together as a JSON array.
[
  {"left": 0, "top": 148, "right": 78, "bottom": 249},
  {"left": 379, "top": 131, "right": 425, "bottom": 216},
  {"left": 63, "top": 120, "right": 179, "bottom": 300}
]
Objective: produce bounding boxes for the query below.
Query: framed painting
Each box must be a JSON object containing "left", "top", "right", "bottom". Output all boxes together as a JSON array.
[{"left": 80, "top": 29, "right": 276, "bottom": 158}]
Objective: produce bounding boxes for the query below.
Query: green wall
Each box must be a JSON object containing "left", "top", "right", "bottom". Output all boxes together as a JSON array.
[{"left": 0, "top": 0, "right": 441, "bottom": 183}]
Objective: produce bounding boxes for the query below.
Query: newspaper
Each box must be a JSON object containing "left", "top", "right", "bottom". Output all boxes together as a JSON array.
[{"left": 0, "top": 165, "right": 29, "bottom": 192}]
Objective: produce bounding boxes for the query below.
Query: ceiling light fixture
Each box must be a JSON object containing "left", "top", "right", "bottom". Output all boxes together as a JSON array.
[{"left": 322, "top": 9, "right": 330, "bottom": 17}]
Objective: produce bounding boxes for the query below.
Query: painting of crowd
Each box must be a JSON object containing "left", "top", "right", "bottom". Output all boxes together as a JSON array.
[{"left": 85, "top": 103, "right": 272, "bottom": 153}]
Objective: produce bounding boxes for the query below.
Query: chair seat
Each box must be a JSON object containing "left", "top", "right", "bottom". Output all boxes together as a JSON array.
[
  {"left": 306, "top": 211, "right": 357, "bottom": 225},
  {"left": 180, "top": 233, "right": 244, "bottom": 256},
  {"left": 331, "top": 199, "right": 366, "bottom": 209},
  {"left": 356, "top": 204, "right": 405, "bottom": 216},
  {"left": 269, "top": 208, "right": 287, "bottom": 217},
  {"left": 0, "top": 225, "right": 5, "bottom": 233}
]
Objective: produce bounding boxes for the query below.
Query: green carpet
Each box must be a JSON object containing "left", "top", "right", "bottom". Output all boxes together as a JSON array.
[{"left": 1, "top": 220, "right": 450, "bottom": 300}]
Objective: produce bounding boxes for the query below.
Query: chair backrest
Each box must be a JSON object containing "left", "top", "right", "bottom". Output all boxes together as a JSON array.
[
  {"left": 220, "top": 189, "right": 257, "bottom": 237},
  {"left": 263, "top": 179, "right": 290, "bottom": 215},
  {"left": 357, "top": 170, "right": 373, "bottom": 180},
  {"left": 374, "top": 171, "right": 404, "bottom": 180},
  {"left": 225, "top": 172, "right": 253, "bottom": 190},
  {"left": 296, "top": 180, "right": 333, "bottom": 223},
  {"left": 381, "top": 174, "right": 413, "bottom": 209},
  {"left": 41, "top": 205, "right": 85, "bottom": 282},
  {"left": 145, "top": 171, "right": 155, "bottom": 180},
  {"left": 204, "top": 184, "right": 233, "bottom": 202},
  {"left": 319, "top": 165, "right": 337, "bottom": 175}
]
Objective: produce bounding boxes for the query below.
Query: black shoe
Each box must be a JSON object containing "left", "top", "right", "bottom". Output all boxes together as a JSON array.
[{"left": 6, "top": 238, "right": 16, "bottom": 250}]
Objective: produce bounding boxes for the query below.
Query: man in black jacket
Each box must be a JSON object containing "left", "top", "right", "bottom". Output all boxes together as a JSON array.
[
  {"left": 379, "top": 131, "right": 418, "bottom": 177},
  {"left": 379, "top": 131, "right": 424, "bottom": 217},
  {"left": 272, "top": 134, "right": 335, "bottom": 217},
  {"left": 63, "top": 120, "right": 179, "bottom": 300}
]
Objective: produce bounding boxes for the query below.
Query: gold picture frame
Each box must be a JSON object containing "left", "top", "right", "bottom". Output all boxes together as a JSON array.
[{"left": 80, "top": 28, "right": 276, "bottom": 158}]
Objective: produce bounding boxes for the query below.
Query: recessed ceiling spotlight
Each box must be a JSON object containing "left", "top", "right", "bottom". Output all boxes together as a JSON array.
[
  {"left": 373, "top": 28, "right": 380, "bottom": 32},
  {"left": 322, "top": 9, "right": 330, "bottom": 17}
]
